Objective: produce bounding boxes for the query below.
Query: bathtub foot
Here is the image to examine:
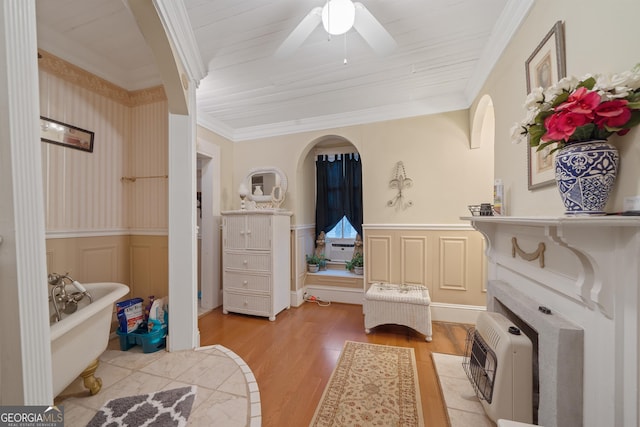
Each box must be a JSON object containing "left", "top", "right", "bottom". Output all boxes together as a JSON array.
[{"left": 80, "top": 359, "right": 103, "bottom": 395}]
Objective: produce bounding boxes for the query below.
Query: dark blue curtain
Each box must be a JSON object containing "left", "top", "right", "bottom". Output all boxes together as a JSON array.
[
  {"left": 344, "top": 154, "right": 363, "bottom": 236},
  {"left": 315, "top": 156, "right": 344, "bottom": 238},
  {"left": 315, "top": 154, "right": 363, "bottom": 238}
]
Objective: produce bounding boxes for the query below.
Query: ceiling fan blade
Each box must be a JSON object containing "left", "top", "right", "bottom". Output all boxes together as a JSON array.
[
  {"left": 353, "top": 2, "right": 397, "bottom": 56},
  {"left": 275, "top": 7, "right": 323, "bottom": 58}
]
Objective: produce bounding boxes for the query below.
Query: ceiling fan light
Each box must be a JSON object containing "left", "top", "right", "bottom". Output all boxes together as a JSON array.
[{"left": 321, "top": 0, "right": 356, "bottom": 36}]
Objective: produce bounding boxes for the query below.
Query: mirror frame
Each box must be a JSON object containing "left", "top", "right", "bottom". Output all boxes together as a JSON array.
[{"left": 244, "top": 166, "right": 288, "bottom": 207}]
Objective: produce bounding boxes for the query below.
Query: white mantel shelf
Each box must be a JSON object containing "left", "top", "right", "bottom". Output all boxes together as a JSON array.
[
  {"left": 465, "top": 215, "right": 640, "bottom": 427},
  {"left": 463, "top": 215, "right": 640, "bottom": 226}
]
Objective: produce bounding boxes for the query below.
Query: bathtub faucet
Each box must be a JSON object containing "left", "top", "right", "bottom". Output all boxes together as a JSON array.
[{"left": 48, "top": 273, "right": 93, "bottom": 322}]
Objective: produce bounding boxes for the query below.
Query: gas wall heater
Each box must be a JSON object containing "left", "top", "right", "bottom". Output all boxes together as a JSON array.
[{"left": 463, "top": 312, "right": 533, "bottom": 424}]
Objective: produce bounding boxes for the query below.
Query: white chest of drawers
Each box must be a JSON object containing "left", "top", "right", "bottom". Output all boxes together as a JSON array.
[{"left": 221, "top": 209, "right": 292, "bottom": 321}]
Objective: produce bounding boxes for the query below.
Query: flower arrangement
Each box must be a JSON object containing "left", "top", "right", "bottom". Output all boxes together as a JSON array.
[{"left": 511, "top": 64, "right": 640, "bottom": 152}]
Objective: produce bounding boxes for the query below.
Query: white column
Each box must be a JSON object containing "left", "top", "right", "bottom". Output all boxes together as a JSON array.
[
  {"left": 0, "top": 0, "right": 53, "bottom": 404},
  {"left": 167, "top": 82, "right": 199, "bottom": 351}
]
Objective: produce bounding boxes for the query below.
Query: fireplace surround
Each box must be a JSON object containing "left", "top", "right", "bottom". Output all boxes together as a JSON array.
[{"left": 469, "top": 216, "right": 640, "bottom": 427}]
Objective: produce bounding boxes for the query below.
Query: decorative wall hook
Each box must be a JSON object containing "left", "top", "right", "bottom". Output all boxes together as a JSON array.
[{"left": 387, "top": 161, "right": 413, "bottom": 209}]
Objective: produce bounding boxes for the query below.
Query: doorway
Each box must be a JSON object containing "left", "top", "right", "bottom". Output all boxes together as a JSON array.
[{"left": 197, "top": 143, "right": 221, "bottom": 314}]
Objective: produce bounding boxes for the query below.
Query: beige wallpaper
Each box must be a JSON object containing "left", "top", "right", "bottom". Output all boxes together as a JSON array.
[
  {"left": 128, "top": 101, "right": 169, "bottom": 231},
  {"left": 473, "top": 0, "right": 640, "bottom": 216},
  {"left": 39, "top": 70, "right": 130, "bottom": 232},
  {"left": 38, "top": 52, "right": 169, "bottom": 233},
  {"left": 39, "top": 50, "right": 170, "bottom": 287}
]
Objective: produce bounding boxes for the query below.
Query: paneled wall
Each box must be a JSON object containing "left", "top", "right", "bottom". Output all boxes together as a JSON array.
[
  {"left": 46, "top": 236, "right": 130, "bottom": 293},
  {"left": 364, "top": 225, "right": 486, "bottom": 307},
  {"left": 129, "top": 235, "right": 169, "bottom": 300}
]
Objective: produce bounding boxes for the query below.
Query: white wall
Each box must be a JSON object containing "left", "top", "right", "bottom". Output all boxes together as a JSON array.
[{"left": 474, "top": 0, "right": 640, "bottom": 216}]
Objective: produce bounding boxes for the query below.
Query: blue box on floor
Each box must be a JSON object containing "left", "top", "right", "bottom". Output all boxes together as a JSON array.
[{"left": 116, "top": 324, "right": 167, "bottom": 353}]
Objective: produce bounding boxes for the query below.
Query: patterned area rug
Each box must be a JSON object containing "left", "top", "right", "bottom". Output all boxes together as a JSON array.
[
  {"left": 86, "top": 386, "right": 196, "bottom": 427},
  {"left": 310, "top": 341, "right": 424, "bottom": 426}
]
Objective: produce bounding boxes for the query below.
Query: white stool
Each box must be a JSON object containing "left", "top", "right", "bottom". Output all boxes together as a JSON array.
[{"left": 364, "top": 283, "right": 432, "bottom": 342}]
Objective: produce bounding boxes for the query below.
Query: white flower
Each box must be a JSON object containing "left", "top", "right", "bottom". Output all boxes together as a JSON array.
[
  {"left": 523, "top": 107, "right": 538, "bottom": 126},
  {"left": 523, "top": 87, "right": 544, "bottom": 110},
  {"left": 608, "top": 69, "right": 640, "bottom": 91},
  {"left": 545, "top": 75, "right": 579, "bottom": 99},
  {"left": 510, "top": 123, "right": 527, "bottom": 144}
]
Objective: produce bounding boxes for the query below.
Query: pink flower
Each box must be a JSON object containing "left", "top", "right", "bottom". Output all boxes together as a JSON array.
[
  {"left": 594, "top": 99, "right": 631, "bottom": 129},
  {"left": 556, "top": 87, "right": 601, "bottom": 116},
  {"left": 542, "top": 111, "right": 590, "bottom": 142}
]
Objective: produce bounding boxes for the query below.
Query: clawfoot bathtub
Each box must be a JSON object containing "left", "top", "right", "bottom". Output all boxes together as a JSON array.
[{"left": 50, "top": 282, "right": 129, "bottom": 397}]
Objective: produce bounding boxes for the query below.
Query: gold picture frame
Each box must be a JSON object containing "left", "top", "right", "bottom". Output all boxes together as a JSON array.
[
  {"left": 40, "top": 116, "right": 94, "bottom": 153},
  {"left": 525, "top": 21, "right": 566, "bottom": 190}
]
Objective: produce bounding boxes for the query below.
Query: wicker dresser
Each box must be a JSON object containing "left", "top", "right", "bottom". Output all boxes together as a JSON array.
[{"left": 221, "top": 209, "right": 292, "bottom": 320}]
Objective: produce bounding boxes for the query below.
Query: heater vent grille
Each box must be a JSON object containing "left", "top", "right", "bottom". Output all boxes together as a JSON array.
[
  {"left": 462, "top": 312, "right": 533, "bottom": 423},
  {"left": 463, "top": 326, "right": 497, "bottom": 403}
]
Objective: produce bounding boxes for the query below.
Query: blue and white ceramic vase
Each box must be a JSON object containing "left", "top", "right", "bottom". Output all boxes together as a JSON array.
[{"left": 554, "top": 140, "right": 619, "bottom": 215}]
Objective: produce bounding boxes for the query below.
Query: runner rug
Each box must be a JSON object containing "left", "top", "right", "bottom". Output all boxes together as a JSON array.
[
  {"left": 310, "top": 341, "right": 424, "bottom": 426},
  {"left": 86, "top": 385, "right": 196, "bottom": 427}
]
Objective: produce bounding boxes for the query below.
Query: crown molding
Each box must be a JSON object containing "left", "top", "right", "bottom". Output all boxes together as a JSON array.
[
  {"left": 197, "top": 92, "right": 469, "bottom": 142},
  {"left": 153, "top": 0, "right": 206, "bottom": 84},
  {"left": 464, "top": 0, "right": 535, "bottom": 103},
  {"left": 196, "top": 109, "right": 236, "bottom": 141}
]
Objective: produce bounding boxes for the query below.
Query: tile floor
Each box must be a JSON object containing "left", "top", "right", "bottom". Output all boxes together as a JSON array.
[
  {"left": 56, "top": 340, "right": 260, "bottom": 426},
  {"left": 432, "top": 352, "right": 496, "bottom": 427}
]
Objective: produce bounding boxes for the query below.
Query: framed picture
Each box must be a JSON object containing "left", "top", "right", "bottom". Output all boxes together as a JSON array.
[
  {"left": 40, "top": 116, "right": 94, "bottom": 153},
  {"left": 525, "top": 21, "right": 566, "bottom": 190}
]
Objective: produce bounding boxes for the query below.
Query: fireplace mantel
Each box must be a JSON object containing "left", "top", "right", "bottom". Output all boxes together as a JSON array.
[{"left": 466, "top": 216, "right": 640, "bottom": 427}]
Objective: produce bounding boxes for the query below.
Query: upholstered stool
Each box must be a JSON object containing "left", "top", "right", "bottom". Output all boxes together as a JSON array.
[{"left": 364, "top": 283, "right": 432, "bottom": 342}]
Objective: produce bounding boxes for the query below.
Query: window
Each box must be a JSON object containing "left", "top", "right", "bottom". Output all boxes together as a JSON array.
[
  {"left": 326, "top": 216, "right": 357, "bottom": 239},
  {"left": 315, "top": 152, "right": 362, "bottom": 241}
]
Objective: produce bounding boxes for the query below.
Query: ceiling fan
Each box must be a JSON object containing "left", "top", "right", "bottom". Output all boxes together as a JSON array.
[{"left": 275, "top": 0, "right": 397, "bottom": 58}]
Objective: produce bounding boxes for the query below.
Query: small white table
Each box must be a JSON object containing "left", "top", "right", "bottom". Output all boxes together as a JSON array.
[{"left": 364, "top": 283, "right": 433, "bottom": 342}]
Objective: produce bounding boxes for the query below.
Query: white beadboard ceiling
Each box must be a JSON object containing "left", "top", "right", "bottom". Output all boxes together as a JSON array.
[{"left": 35, "top": 0, "right": 532, "bottom": 141}]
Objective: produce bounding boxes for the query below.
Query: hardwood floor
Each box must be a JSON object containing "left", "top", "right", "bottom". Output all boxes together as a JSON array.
[{"left": 198, "top": 302, "right": 471, "bottom": 427}]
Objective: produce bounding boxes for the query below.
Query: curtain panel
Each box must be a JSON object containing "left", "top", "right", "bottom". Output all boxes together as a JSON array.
[{"left": 315, "top": 154, "right": 362, "bottom": 238}]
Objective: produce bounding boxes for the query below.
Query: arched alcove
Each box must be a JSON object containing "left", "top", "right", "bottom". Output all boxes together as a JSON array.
[
  {"left": 291, "top": 134, "right": 362, "bottom": 305},
  {"left": 295, "top": 134, "right": 360, "bottom": 226},
  {"left": 471, "top": 94, "right": 495, "bottom": 149}
]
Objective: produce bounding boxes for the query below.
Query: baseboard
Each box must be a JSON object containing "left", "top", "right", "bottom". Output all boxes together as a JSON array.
[
  {"left": 302, "top": 285, "right": 365, "bottom": 305},
  {"left": 291, "top": 288, "right": 306, "bottom": 307},
  {"left": 293, "top": 287, "right": 485, "bottom": 323},
  {"left": 430, "top": 302, "right": 485, "bottom": 324}
]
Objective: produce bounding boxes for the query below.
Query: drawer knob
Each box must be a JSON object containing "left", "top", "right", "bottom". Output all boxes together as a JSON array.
[
  {"left": 247, "top": 229, "right": 251, "bottom": 234},
  {"left": 243, "top": 280, "right": 248, "bottom": 286},
  {"left": 244, "top": 300, "right": 248, "bottom": 306},
  {"left": 243, "top": 259, "right": 248, "bottom": 264},
  {"left": 240, "top": 231, "right": 244, "bottom": 235}
]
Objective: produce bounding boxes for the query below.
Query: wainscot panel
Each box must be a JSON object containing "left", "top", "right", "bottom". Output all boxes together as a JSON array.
[{"left": 363, "top": 225, "right": 487, "bottom": 308}]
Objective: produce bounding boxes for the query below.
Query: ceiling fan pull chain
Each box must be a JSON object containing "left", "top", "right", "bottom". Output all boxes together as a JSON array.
[{"left": 344, "top": 33, "right": 348, "bottom": 65}]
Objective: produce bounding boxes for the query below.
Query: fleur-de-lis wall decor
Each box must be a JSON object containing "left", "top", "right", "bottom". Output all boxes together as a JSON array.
[{"left": 387, "top": 161, "right": 413, "bottom": 210}]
